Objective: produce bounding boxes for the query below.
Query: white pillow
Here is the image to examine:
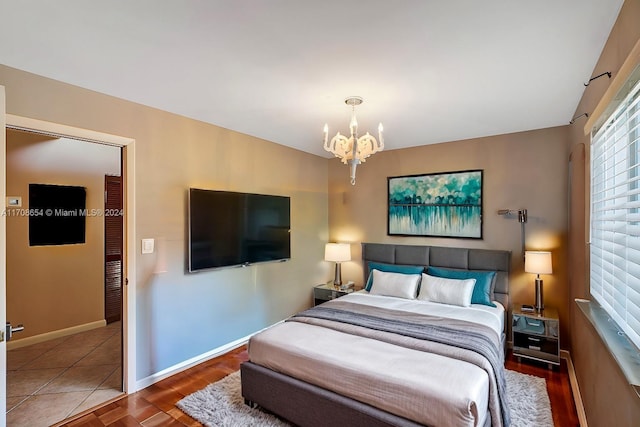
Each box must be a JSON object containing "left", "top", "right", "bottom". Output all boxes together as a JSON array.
[
  {"left": 369, "top": 270, "right": 421, "bottom": 299},
  {"left": 418, "top": 273, "right": 476, "bottom": 307}
]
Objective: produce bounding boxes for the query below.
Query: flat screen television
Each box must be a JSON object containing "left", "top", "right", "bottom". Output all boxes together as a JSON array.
[
  {"left": 188, "top": 188, "right": 291, "bottom": 272},
  {"left": 29, "top": 183, "right": 87, "bottom": 246}
]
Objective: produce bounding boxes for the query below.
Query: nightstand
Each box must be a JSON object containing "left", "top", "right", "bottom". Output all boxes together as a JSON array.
[
  {"left": 313, "top": 283, "right": 358, "bottom": 306},
  {"left": 512, "top": 304, "right": 560, "bottom": 369}
]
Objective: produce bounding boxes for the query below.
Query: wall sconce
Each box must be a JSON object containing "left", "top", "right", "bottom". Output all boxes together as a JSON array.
[
  {"left": 525, "top": 251, "right": 553, "bottom": 312},
  {"left": 497, "top": 209, "right": 528, "bottom": 259},
  {"left": 324, "top": 243, "right": 351, "bottom": 287},
  {"left": 497, "top": 209, "right": 527, "bottom": 223}
]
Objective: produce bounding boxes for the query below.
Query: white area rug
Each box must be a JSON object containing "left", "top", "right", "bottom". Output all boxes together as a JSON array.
[
  {"left": 177, "top": 369, "right": 553, "bottom": 427},
  {"left": 505, "top": 369, "right": 554, "bottom": 427}
]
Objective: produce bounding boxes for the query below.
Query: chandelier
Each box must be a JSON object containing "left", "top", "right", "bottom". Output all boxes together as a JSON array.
[{"left": 323, "top": 96, "right": 384, "bottom": 185}]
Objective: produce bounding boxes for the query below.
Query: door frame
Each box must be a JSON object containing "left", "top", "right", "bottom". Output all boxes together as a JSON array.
[
  {"left": 1, "top": 86, "right": 6, "bottom": 425},
  {"left": 3, "top": 113, "right": 137, "bottom": 393}
]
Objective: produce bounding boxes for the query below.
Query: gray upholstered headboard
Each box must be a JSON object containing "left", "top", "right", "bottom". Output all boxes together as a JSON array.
[{"left": 362, "top": 243, "right": 511, "bottom": 311}]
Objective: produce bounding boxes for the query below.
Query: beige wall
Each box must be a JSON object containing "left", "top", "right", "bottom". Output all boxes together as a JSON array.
[
  {"left": 573, "top": 309, "right": 640, "bottom": 425},
  {"left": 0, "top": 65, "right": 330, "bottom": 380},
  {"left": 328, "top": 127, "right": 570, "bottom": 343},
  {"left": 567, "top": 0, "right": 640, "bottom": 425},
  {"left": 6, "top": 131, "right": 121, "bottom": 337}
]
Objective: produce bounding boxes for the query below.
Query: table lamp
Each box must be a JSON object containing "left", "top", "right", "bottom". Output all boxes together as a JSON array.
[
  {"left": 325, "top": 243, "right": 351, "bottom": 287},
  {"left": 525, "top": 251, "right": 552, "bottom": 312}
]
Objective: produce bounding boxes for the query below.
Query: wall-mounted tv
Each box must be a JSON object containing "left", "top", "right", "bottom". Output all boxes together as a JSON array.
[
  {"left": 188, "top": 188, "right": 291, "bottom": 272},
  {"left": 29, "top": 183, "right": 87, "bottom": 246}
]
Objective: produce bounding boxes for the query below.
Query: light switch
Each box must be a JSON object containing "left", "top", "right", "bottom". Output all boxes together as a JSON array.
[
  {"left": 142, "top": 238, "right": 155, "bottom": 254},
  {"left": 6, "top": 196, "right": 22, "bottom": 207}
]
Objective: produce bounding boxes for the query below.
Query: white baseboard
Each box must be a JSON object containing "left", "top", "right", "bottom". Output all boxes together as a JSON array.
[
  {"left": 135, "top": 335, "right": 250, "bottom": 390},
  {"left": 7, "top": 319, "right": 107, "bottom": 350},
  {"left": 134, "top": 320, "right": 284, "bottom": 392},
  {"left": 561, "top": 349, "right": 588, "bottom": 427}
]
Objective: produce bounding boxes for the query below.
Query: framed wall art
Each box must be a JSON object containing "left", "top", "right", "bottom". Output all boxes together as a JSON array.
[{"left": 387, "top": 169, "right": 483, "bottom": 238}]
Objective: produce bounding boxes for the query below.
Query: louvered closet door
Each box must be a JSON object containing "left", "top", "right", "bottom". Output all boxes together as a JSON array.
[{"left": 105, "top": 175, "right": 123, "bottom": 324}]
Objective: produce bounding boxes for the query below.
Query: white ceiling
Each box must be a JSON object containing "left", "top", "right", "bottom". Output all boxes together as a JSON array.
[{"left": 0, "top": 1, "right": 624, "bottom": 157}]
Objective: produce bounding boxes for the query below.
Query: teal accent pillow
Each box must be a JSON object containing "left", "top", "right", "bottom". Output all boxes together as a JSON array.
[
  {"left": 365, "top": 262, "right": 425, "bottom": 291},
  {"left": 426, "top": 266, "right": 497, "bottom": 307}
]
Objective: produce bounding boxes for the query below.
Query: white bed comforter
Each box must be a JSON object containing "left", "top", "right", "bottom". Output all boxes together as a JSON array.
[{"left": 248, "top": 292, "right": 506, "bottom": 427}]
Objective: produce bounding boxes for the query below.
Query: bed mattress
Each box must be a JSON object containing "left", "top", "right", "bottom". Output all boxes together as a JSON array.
[{"left": 247, "top": 292, "right": 506, "bottom": 427}]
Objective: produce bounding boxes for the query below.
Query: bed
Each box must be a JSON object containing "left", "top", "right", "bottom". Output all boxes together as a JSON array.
[{"left": 241, "top": 243, "right": 511, "bottom": 427}]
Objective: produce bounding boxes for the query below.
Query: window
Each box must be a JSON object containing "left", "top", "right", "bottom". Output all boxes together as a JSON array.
[{"left": 590, "top": 76, "right": 640, "bottom": 349}]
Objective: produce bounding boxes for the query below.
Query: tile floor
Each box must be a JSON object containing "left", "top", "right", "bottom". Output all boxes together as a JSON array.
[{"left": 6, "top": 321, "right": 123, "bottom": 427}]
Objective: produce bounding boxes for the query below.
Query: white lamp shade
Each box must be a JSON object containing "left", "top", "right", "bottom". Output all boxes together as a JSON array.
[
  {"left": 525, "top": 251, "right": 552, "bottom": 275},
  {"left": 325, "top": 243, "right": 351, "bottom": 262}
]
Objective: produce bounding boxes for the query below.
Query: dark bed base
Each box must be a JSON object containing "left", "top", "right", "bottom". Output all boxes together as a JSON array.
[{"left": 241, "top": 361, "right": 425, "bottom": 427}]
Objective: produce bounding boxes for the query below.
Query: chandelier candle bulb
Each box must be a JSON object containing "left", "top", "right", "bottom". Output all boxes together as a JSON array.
[{"left": 323, "top": 123, "right": 328, "bottom": 146}]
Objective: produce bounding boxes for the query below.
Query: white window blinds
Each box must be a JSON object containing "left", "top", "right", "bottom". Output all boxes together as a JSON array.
[{"left": 591, "top": 78, "right": 640, "bottom": 349}]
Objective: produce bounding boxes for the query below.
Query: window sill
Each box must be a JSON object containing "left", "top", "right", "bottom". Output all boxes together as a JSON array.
[{"left": 576, "top": 299, "right": 640, "bottom": 398}]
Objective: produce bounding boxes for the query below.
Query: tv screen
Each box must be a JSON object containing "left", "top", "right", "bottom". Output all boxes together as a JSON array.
[
  {"left": 29, "top": 183, "right": 87, "bottom": 246},
  {"left": 188, "top": 188, "right": 291, "bottom": 272}
]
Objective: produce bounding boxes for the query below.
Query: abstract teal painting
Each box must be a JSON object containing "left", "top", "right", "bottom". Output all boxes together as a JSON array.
[{"left": 388, "top": 170, "right": 483, "bottom": 238}]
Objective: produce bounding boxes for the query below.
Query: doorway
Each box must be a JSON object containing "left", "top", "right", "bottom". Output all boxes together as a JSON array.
[
  {"left": 5, "top": 130, "right": 122, "bottom": 425},
  {"left": 2, "top": 114, "right": 136, "bottom": 427}
]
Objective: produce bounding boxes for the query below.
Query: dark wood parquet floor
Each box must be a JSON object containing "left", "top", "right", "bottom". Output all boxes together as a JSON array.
[{"left": 56, "top": 346, "right": 579, "bottom": 427}]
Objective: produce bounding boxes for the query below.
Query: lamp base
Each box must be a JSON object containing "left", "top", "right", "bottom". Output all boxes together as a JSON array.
[
  {"left": 535, "top": 277, "right": 544, "bottom": 312},
  {"left": 333, "top": 263, "right": 342, "bottom": 287}
]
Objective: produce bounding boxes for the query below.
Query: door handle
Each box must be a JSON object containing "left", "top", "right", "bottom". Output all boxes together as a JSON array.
[{"left": 6, "top": 322, "right": 25, "bottom": 341}]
